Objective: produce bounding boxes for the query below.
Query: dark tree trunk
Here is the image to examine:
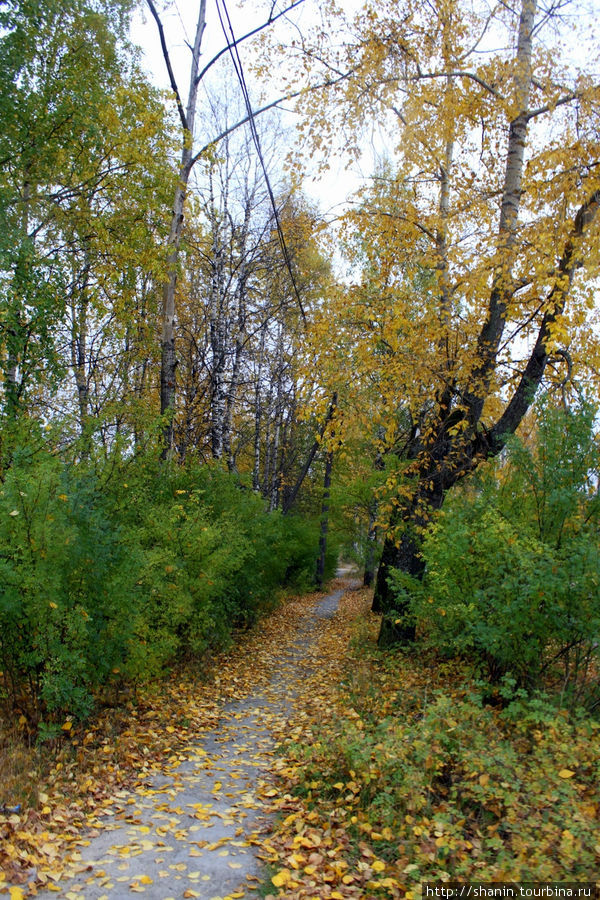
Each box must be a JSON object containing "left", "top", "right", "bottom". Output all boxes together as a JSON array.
[
  {"left": 282, "top": 392, "right": 337, "bottom": 514},
  {"left": 315, "top": 449, "right": 333, "bottom": 589},
  {"left": 363, "top": 500, "right": 378, "bottom": 587},
  {"left": 373, "top": 479, "right": 444, "bottom": 645},
  {"left": 367, "top": 0, "right": 600, "bottom": 651},
  {"left": 371, "top": 190, "right": 600, "bottom": 646},
  {"left": 374, "top": 526, "right": 423, "bottom": 645}
]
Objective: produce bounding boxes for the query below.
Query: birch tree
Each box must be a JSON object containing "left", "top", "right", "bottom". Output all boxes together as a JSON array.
[
  {"left": 293, "top": 0, "right": 600, "bottom": 640},
  {"left": 175, "top": 174, "right": 332, "bottom": 496},
  {"left": 145, "top": 0, "right": 305, "bottom": 455}
]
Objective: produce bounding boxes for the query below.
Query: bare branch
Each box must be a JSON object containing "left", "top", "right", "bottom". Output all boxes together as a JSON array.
[
  {"left": 145, "top": 0, "right": 188, "bottom": 132},
  {"left": 414, "top": 70, "right": 501, "bottom": 97},
  {"left": 192, "top": 71, "right": 353, "bottom": 164},
  {"left": 195, "top": 0, "right": 306, "bottom": 85},
  {"left": 488, "top": 187, "right": 600, "bottom": 451}
]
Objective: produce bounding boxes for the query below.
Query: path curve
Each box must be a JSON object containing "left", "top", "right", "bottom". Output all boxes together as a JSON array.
[{"left": 34, "top": 583, "right": 353, "bottom": 900}]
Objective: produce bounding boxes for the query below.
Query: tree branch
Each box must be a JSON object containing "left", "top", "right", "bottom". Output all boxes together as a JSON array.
[
  {"left": 282, "top": 393, "right": 337, "bottom": 514},
  {"left": 145, "top": 0, "right": 188, "bottom": 132},
  {"left": 487, "top": 188, "right": 600, "bottom": 452},
  {"left": 192, "top": 71, "right": 353, "bottom": 164},
  {"left": 195, "top": 0, "right": 306, "bottom": 85},
  {"left": 525, "top": 89, "right": 591, "bottom": 121},
  {"left": 414, "top": 70, "right": 501, "bottom": 97}
]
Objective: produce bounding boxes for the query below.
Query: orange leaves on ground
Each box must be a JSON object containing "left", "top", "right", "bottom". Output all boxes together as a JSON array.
[
  {"left": 260, "top": 587, "right": 600, "bottom": 894},
  {"left": 256, "top": 587, "right": 396, "bottom": 900},
  {"left": 0, "top": 582, "right": 351, "bottom": 896}
]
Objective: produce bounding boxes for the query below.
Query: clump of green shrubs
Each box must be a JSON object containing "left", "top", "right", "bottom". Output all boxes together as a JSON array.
[
  {"left": 392, "top": 398, "right": 600, "bottom": 708},
  {"left": 0, "top": 447, "right": 335, "bottom": 733}
]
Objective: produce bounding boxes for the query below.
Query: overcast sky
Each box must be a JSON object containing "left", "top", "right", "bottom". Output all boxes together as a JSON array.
[{"left": 129, "top": 0, "right": 370, "bottom": 221}]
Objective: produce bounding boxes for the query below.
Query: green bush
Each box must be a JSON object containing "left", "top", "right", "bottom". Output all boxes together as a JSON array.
[
  {"left": 0, "top": 448, "right": 332, "bottom": 729},
  {"left": 307, "top": 675, "right": 600, "bottom": 879},
  {"left": 0, "top": 451, "right": 140, "bottom": 726},
  {"left": 392, "top": 399, "right": 600, "bottom": 703}
]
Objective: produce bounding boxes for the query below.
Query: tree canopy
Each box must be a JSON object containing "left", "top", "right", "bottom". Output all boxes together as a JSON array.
[
  {"left": 0, "top": 0, "right": 598, "bottom": 697},
  {"left": 278, "top": 0, "right": 600, "bottom": 634}
]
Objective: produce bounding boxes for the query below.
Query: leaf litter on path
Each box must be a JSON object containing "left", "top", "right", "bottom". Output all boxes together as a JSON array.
[{"left": 0, "top": 579, "right": 362, "bottom": 900}]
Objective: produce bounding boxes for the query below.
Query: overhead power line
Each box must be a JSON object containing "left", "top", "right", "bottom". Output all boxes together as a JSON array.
[{"left": 214, "top": 0, "right": 307, "bottom": 322}]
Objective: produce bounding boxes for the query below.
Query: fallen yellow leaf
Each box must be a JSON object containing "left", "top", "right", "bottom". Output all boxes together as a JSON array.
[{"left": 271, "top": 869, "right": 292, "bottom": 888}]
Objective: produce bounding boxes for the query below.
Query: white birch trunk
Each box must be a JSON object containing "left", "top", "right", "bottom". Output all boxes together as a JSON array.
[
  {"left": 469, "top": 0, "right": 537, "bottom": 420},
  {"left": 159, "top": 0, "right": 206, "bottom": 455}
]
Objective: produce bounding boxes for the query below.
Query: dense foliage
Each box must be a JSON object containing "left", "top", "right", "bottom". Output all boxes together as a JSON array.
[
  {"left": 0, "top": 442, "right": 337, "bottom": 733},
  {"left": 283, "top": 625, "right": 600, "bottom": 889},
  {"left": 391, "top": 400, "right": 600, "bottom": 707},
  {"left": 0, "top": 0, "right": 341, "bottom": 740}
]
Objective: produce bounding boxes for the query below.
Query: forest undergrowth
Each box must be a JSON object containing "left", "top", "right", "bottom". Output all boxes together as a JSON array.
[
  {"left": 263, "top": 592, "right": 600, "bottom": 898},
  {"left": 1, "top": 581, "right": 599, "bottom": 899}
]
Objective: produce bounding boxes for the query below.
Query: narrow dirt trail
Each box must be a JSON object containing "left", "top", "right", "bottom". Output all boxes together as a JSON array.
[{"left": 32, "top": 581, "right": 355, "bottom": 900}]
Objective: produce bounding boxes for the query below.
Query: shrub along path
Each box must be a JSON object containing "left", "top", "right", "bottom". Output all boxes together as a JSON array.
[
  {"left": 1, "top": 576, "right": 367, "bottom": 900},
  {"left": 6, "top": 572, "right": 597, "bottom": 900}
]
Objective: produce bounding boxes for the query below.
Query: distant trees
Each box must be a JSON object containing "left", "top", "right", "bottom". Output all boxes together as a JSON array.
[
  {"left": 174, "top": 103, "right": 333, "bottom": 505},
  {"left": 0, "top": 0, "right": 334, "bottom": 505},
  {"left": 145, "top": 0, "right": 307, "bottom": 456}
]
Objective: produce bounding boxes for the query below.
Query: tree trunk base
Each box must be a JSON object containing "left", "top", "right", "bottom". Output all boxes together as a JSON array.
[
  {"left": 371, "top": 524, "right": 423, "bottom": 642},
  {"left": 377, "top": 616, "right": 416, "bottom": 647}
]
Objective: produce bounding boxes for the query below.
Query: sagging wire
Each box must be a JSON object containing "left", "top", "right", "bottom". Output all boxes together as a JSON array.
[{"left": 214, "top": 0, "right": 306, "bottom": 322}]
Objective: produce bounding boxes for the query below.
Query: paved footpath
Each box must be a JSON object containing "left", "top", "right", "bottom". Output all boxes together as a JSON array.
[{"left": 34, "top": 586, "right": 349, "bottom": 900}]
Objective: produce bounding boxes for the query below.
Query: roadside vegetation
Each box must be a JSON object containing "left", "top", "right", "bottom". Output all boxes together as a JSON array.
[
  {"left": 261, "top": 401, "right": 600, "bottom": 897},
  {"left": 0, "top": 443, "right": 338, "bottom": 739},
  {"left": 265, "top": 599, "right": 600, "bottom": 897},
  {"left": 1, "top": 0, "right": 600, "bottom": 894}
]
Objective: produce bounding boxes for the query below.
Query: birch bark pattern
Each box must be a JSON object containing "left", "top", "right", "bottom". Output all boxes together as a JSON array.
[
  {"left": 150, "top": 0, "right": 207, "bottom": 456},
  {"left": 467, "top": 0, "right": 537, "bottom": 423}
]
